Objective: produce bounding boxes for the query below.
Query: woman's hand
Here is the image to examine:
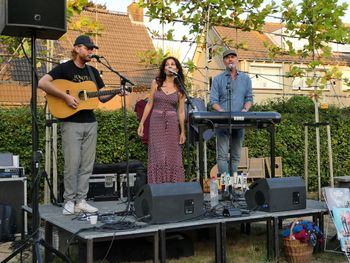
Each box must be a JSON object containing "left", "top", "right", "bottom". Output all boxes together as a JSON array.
[
  {"left": 137, "top": 123, "right": 144, "bottom": 137},
  {"left": 179, "top": 132, "right": 186, "bottom": 145}
]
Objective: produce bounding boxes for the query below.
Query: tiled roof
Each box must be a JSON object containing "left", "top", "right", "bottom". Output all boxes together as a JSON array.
[
  {"left": 214, "top": 25, "right": 276, "bottom": 61},
  {"left": 262, "top": 22, "right": 284, "bottom": 33},
  {"left": 0, "top": 7, "right": 156, "bottom": 107},
  {"left": 213, "top": 23, "right": 350, "bottom": 65},
  {"left": 58, "top": 8, "right": 158, "bottom": 87}
]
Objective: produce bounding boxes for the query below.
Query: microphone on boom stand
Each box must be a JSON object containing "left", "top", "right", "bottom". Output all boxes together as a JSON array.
[
  {"left": 89, "top": 54, "right": 104, "bottom": 62},
  {"left": 88, "top": 54, "right": 134, "bottom": 215},
  {"left": 228, "top": 63, "right": 235, "bottom": 71},
  {"left": 168, "top": 68, "right": 179, "bottom": 76}
]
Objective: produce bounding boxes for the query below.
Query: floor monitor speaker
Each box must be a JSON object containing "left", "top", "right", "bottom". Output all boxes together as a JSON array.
[
  {"left": 245, "top": 176, "right": 306, "bottom": 212},
  {"left": 134, "top": 182, "right": 204, "bottom": 224},
  {"left": 0, "top": 0, "right": 66, "bottom": 39},
  {"left": 0, "top": 177, "right": 27, "bottom": 234}
]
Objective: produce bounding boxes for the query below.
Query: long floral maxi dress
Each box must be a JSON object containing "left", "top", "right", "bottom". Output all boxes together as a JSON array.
[{"left": 147, "top": 89, "right": 185, "bottom": 183}]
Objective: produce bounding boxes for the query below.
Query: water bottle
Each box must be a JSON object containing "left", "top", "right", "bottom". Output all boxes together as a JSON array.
[
  {"left": 236, "top": 172, "right": 242, "bottom": 188},
  {"left": 225, "top": 173, "right": 231, "bottom": 191},
  {"left": 220, "top": 173, "right": 226, "bottom": 192},
  {"left": 233, "top": 172, "right": 238, "bottom": 188},
  {"left": 210, "top": 177, "right": 219, "bottom": 208},
  {"left": 242, "top": 172, "right": 248, "bottom": 190}
]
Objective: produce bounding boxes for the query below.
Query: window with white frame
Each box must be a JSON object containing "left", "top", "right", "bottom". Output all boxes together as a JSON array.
[
  {"left": 341, "top": 69, "right": 350, "bottom": 91},
  {"left": 249, "top": 64, "right": 282, "bottom": 89},
  {"left": 292, "top": 69, "right": 332, "bottom": 91}
]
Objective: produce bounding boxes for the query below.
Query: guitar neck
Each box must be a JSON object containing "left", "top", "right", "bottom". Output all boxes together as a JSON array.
[{"left": 87, "top": 88, "right": 121, "bottom": 98}]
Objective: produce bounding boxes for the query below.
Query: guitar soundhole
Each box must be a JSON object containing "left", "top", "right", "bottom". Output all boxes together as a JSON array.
[{"left": 78, "top": 91, "right": 85, "bottom": 100}]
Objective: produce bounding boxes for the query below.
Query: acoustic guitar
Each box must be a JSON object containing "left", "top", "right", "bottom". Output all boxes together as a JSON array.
[{"left": 46, "top": 79, "right": 147, "bottom": 118}]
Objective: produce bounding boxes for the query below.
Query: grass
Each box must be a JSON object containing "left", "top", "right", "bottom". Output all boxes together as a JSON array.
[{"left": 164, "top": 220, "right": 349, "bottom": 263}]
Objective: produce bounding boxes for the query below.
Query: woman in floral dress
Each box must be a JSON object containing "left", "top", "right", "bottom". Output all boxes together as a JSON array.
[{"left": 137, "top": 57, "right": 186, "bottom": 183}]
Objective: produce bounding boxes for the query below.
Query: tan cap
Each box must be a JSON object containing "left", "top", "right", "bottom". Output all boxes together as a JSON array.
[{"left": 222, "top": 49, "right": 237, "bottom": 58}]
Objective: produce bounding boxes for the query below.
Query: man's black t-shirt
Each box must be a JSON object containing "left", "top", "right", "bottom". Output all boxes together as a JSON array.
[{"left": 48, "top": 60, "right": 105, "bottom": 123}]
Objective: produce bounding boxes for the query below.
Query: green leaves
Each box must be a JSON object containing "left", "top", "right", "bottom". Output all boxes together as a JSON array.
[
  {"left": 281, "top": 0, "right": 350, "bottom": 51},
  {"left": 141, "top": 0, "right": 274, "bottom": 37}
]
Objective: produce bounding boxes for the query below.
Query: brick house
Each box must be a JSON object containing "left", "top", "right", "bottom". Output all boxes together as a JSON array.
[{"left": 192, "top": 23, "right": 350, "bottom": 107}]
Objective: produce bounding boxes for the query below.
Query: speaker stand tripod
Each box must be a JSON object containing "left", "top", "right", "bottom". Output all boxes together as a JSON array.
[{"left": 2, "top": 35, "right": 70, "bottom": 263}]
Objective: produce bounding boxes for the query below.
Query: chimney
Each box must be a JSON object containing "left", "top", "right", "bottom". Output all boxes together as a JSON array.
[{"left": 127, "top": 2, "right": 144, "bottom": 23}]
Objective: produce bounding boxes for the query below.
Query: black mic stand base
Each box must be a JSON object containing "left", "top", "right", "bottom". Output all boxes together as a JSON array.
[{"left": 2, "top": 235, "right": 72, "bottom": 263}]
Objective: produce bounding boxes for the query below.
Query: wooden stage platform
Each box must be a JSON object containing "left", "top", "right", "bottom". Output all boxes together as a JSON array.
[{"left": 39, "top": 199, "right": 327, "bottom": 263}]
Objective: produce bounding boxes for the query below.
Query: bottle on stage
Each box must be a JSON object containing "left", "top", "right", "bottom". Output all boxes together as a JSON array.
[
  {"left": 236, "top": 172, "right": 242, "bottom": 188},
  {"left": 233, "top": 171, "right": 238, "bottom": 188},
  {"left": 220, "top": 173, "right": 226, "bottom": 192},
  {"left": 210, "top": 176, "right": 219, "bottom": 208},
  {"left": 241, "top": 172, "right": 248, "bottom": 190},
  {"left": 225, "top": 173, "right": 231, "bottom": 191}
]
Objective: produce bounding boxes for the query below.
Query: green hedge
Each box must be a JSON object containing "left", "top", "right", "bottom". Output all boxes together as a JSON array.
[{"left": 1, "top": 96, "right": 350, "bottom": 202}]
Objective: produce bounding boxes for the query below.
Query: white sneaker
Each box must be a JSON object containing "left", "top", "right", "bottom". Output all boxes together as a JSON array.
[
  {"left": 75, "top": 200, "right": 98, "bottom": 213},
  {"left": 63, "top": 201, "right": 75, "bottom": 215}
]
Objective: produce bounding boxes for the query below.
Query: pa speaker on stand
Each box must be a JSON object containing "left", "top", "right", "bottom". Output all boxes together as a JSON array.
[
  {"left": 0, "top": 0, "right": 66, "bottom": 40},
  {"left": 0, "top": 0, "right": 68, "bottom": 262}
]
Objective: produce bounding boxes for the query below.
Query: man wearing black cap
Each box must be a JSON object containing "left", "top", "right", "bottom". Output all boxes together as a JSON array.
[
  {"left": 38, "top": 35, "right": 117, "bottom": 215},
  {"left": 210, "top": 49, "right": 253, "bottom": 178}
]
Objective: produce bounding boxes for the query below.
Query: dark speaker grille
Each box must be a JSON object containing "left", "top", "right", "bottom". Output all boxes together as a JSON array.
[
  {"left": 141, "top": 198, "right": 150, "bottom": 218},
  {"left": 7, "top": 0, "right": 65, "bottom": 29},
  {"left": 255, "top": 190, "right": 265, "bottom": 206},
  {"left": 0, "top": 178, "right": 26, "bottom": 233},
  {"left": 1, "top": 0, "right": 66, "bottom": 39}
]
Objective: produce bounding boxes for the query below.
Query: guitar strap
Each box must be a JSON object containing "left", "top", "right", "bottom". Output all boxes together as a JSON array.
[{"left": 86, "top": 65, "right": 98, "bottom": 89}]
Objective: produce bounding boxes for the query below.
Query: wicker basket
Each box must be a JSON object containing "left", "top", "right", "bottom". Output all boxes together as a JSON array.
[{"left": 283, "top": 220, "right": 314, "bottom": 263}]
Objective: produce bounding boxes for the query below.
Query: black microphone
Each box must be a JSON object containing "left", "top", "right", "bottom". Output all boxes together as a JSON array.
[
  {"left": 89, "top": 54, "right": 104, "bottom": 60},
  {"left": 168, "top": 68, "right": 178, "bottom": 76}
]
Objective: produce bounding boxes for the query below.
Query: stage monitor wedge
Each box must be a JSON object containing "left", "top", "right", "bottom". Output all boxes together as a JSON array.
[
  {"left": 0, "top": 0, "right": 66, "bottom": 40},
  {"left": 134, "top": 182, "right": 204, "bottom": 224},
  {"left": 245, "top": 176, "right": 306, "bottom": 212}
]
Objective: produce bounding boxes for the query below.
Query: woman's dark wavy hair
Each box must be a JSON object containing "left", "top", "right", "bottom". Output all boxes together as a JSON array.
[{"left": 156, "top": 56, "right": 185, "bottom": 94}]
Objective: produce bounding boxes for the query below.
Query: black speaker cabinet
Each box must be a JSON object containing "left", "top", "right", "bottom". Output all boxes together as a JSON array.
[
  {"left": 245, "top": 176, "right": 306, "bottom": 212},
  {"left": 134, "top": 182, "right": 204, "bottom": 224},
  {"left": 0, "top": 0, "right": 66, "bottom": 39},
  {"left": 0, "top": 177, "right": 27, "bottom": 234}
]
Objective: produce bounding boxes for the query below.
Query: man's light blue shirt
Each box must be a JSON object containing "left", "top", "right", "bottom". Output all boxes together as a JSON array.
[{"left": 210, "top": 69, "right": 253, "bottom": 112}]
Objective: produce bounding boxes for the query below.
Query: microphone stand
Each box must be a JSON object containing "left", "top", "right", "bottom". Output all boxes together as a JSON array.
[
  {"left": 94, "top": 57, "right": 134, "bottom": 86},
  {"left": 93, "top": 57, "right": 134, "bottom": 214},
  {"left": 227, "top": 69, "right": 234, "bottom": 198},
  {"left": 174, "top": 75, "right": 195, "bottom": 110},
  {"left": 174, "top": 75, "right": 196, "bottom": 179}
]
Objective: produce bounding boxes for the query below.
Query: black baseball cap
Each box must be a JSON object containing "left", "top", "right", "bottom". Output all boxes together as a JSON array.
[
  {"left": 223, "top": 49, "right": 237, "bottom": 58},
  {"left": 74, "top": 35, "right": 99, "bottom": 49}
]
